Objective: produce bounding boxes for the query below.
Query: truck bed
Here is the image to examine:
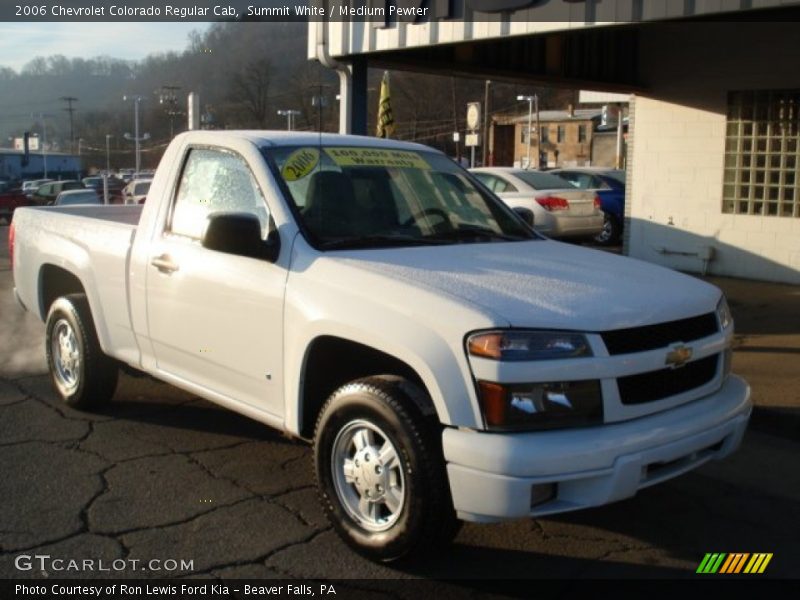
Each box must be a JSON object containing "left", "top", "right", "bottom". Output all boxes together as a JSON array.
[
  {"left": 28, "top": 204, "right": 143, "bottom": 227},
  {"left": 12, "top": 204, "right": 144, "bottom": 367}
]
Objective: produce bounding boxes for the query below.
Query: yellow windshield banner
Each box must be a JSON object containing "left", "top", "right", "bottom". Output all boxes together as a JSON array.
[
  {"left": 325, "top": 147, "right": 430, "bottom": 170},
  {"left": 282, "top": 147, "right": 320, "bottom": 181}
]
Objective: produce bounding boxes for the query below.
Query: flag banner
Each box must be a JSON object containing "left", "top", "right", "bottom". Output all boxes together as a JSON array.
[{"left": 376, "top": 71, "right": 396, "bottom": 139}]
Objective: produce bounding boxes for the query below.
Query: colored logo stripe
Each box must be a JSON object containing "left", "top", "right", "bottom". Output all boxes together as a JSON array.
[
  {"left": 720, "top": 553, "right": 749, "bottom": 573},
  {"left": 697, "top": 553, "right": 726, "bottom": 573},
  {"left": 744, "top": 553, "right": 773, "bottom": 574},
  {"left": 697, "top": 553, "right": 773, "bottom": 574}
]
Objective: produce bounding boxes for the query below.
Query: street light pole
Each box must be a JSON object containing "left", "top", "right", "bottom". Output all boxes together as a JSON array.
[
  {"left": 517, "top": 94, "right": 541, "bottom": 169},
  {"left": 277, "top": 109, "right": 301, "bottom": 131},
  {"left": 517, "top": 95, "right": 533, "bottom": 168},
  {"left": 123, "top": 95, "right": 149, "bottom": 174}
]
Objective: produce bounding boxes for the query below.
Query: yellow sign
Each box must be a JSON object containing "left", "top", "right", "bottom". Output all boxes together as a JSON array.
[
  {"left": 325, "top": 147, "right": 430, "bottom": 170},
  {"left": 282, "top": 148, "right": 320, "bottom": 181}
]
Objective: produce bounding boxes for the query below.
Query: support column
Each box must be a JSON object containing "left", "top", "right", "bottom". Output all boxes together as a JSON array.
[
  {"left": 350, "top": 57, "right": 368, "bottom": 136},
  {"left": 336, "top": 58, "right": 368, "bottom": 135}
]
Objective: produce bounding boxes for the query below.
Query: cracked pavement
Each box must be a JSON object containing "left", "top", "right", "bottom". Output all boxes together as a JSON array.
[{"left": 1, "top": 224, "right": 798, "bottom": 583}]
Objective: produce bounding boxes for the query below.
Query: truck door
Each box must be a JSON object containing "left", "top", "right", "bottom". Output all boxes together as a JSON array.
[{"left": 145, "top": 146, "right": 285, "bottom": 418}]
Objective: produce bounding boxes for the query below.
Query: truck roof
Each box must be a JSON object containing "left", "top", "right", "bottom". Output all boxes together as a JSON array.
[{"left": 178, "top": 130, "right": 440, "bottom": 154}]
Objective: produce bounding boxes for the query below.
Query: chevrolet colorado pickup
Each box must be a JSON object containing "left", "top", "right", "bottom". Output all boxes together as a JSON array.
[{"left": 10, "top": 131, "right": 751, "bottom": 561}]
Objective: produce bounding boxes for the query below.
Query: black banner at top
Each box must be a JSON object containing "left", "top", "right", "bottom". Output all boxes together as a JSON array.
[{"left": 4, "top": 0, "right": 800, "bottom": 23}]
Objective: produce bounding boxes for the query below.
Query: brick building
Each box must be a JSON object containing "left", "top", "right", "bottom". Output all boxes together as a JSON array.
[{"left": 490, "top": 108, "right": 607, "bottom": 168}]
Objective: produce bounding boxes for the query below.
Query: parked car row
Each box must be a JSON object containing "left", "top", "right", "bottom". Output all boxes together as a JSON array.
[{"left": 469, "top": 166, "right": 626, "bottom": 244}]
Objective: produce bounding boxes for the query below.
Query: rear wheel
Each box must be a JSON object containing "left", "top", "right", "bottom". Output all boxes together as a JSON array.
[
  {"left": 45, "top": 294, "right": 118, "bottom": 410},
  {"left": 594, "top": 213, "right": 622, "bottom": 246},
  {"left": 314, "top": 376, "right": 459, "bottom": 562}
]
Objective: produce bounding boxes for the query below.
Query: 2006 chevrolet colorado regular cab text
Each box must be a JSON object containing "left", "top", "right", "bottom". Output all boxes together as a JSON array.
[{"left": 10, "top": 131, "right": 751, "bottom": 561}]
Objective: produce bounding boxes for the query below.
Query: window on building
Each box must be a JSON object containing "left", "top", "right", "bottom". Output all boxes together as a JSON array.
[
  {"left": 578, "top": 125, "right": 587, "bottom": 143},
  {"left": 557, "top": 125, "right": 565, "bottom": 143},
  {"left": 723, "top": 90, "right": 799, "bottom": 217},
  {"left": 541, "top": 126, "right": 550, "bottom": 143}
]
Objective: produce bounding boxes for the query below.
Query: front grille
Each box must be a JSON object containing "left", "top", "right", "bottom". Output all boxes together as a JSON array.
[
  {"left": 600, "top": 313, "right": 718, "bottom": 355},
  {"left": 618, "top": 354, "right": 719, "bottom": 405}
]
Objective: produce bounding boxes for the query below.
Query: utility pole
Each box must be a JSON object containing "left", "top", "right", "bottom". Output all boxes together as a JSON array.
[
  {"left": 482, "top": 80, "right": 491, "bottom": 166},
  {"left": 105, "top": 134, "right": 113, "bottom": 173},
  {"left": 123, "top": 95, "right": 150, "bottom": 174},
  {"left": 59, "top": 96, "right": 78, "bottom": 155},
  {"left": 451, "top": 77, "right": 460, "bottom": 163}
]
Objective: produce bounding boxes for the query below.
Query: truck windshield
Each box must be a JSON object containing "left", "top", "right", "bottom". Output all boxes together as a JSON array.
[{"left": 265, "top": 146, "right": 534, "bottom": 250}]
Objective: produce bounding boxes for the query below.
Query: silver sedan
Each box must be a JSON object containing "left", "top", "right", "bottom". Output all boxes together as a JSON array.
[{"left": 470, "top": 167, "right": 604, "bottom": 239}]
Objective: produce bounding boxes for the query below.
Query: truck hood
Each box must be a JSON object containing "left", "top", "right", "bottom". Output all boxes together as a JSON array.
[{"left": 336, "top": 240, "right": 721, "bottom": 331}]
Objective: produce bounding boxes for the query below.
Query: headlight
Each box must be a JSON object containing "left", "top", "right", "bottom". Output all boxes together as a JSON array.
[
  {"left": 716, "top": 295, "right": 733, "bottom": 331},
  {"left": 467, "top": 330, "right": 592, "bottom": 361},
  {"left": 477, "top": 380, "right": 603, "bottom": 431}
]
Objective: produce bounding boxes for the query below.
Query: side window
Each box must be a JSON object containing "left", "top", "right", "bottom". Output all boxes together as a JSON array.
[
  {"left": 170, "top": 148, "right": 270, "bottom": 240},
  {"left": 473, "top": 173, "right": 496, "bottom": 189},
  {"left": 494, "top": 177, "right": 518, "bottom": 193}
]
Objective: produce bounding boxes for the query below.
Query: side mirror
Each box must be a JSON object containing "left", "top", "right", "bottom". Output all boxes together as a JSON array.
[
  {"left": 202, "top": 212, "right": 280, "bottom": 262},
  {"left": 513, "top": 206, "right": 535, "bottom": 228}
]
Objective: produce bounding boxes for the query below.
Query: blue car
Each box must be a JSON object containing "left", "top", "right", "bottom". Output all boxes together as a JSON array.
[{"left": 552, "top": 168, "right": 626, "bottom": 245}]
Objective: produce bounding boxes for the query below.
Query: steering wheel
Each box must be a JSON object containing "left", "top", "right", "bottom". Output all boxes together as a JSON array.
[{"left": 402, "top": 207, "right": 450, "bottom": 228}]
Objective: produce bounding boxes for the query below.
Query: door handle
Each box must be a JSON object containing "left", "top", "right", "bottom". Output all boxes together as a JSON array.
[{"left": 151, "top": 254, "right": 179, "bottom": 273}]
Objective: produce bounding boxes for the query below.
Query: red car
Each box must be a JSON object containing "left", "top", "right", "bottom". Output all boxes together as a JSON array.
[{"left": 0, "top": 187, "right": 34, "bottom": 224}]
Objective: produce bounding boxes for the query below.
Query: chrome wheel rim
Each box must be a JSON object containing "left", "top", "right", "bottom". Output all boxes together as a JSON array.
[
  {"left": 51, "top": 319, "right": 80, "bottom": 393},
  {"left": 331, "top": 419, "right": 405, "bottom": 532},
  {"left": 596, "top": 217, "right": 613, "bottom": 243}
]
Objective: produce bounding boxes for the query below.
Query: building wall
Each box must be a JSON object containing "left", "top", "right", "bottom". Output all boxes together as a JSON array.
[
  {"left": 628, "top": 23, "right": 800, "bottom": 284},
  {"left": 511, "top": 120, "right": 593, "bottom": 168},
  {"left": 0, "top": 153, "right": 81, "bottom": 180}
]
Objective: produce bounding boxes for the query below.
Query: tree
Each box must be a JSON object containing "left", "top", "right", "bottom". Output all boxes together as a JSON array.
[{"left": 229, "top": 58, "right": 272, "bottom": 127}]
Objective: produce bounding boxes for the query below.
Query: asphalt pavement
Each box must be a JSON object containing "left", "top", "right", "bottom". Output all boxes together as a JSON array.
[{"left": 1, "top": 224, "right": 798, "bottom": 584}]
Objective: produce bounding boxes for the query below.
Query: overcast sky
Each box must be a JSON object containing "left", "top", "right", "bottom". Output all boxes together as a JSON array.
[{"left": 0, "top": 23, "right": 208, "bottom": 71}]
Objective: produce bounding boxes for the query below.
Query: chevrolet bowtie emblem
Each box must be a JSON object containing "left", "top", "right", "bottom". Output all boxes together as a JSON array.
[{"left": 665, "top": 344, "right": 693, "bottom": 368}]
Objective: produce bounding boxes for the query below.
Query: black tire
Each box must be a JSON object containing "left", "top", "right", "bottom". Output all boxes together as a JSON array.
[
  {"left": 594, "top": 213, "right": 622, "bottom": 246},
  {"left": 314, "top": 375, "right": 460, "bottom": 562},
  {"left": 45, "top": 294, "right": 118, "bottom": 410}
]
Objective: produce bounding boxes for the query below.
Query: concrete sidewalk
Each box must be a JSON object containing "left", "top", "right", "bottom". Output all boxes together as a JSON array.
[{"left": 704, "top": 276, "right": 800, "bottom": 440}]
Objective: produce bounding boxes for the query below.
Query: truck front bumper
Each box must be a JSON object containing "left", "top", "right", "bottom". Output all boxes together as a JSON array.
[{"left": 443, "top": 375, "right": 751, "bottom": 522}]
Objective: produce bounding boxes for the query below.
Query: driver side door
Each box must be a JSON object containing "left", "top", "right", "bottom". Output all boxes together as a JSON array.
[{"left": 145, "top": 146, "right": 285, "bottom": 418}]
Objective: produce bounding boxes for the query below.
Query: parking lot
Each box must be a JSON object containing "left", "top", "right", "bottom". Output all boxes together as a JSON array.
[{"left": 1, "top": 222, "right": 798, "bottom": 583}]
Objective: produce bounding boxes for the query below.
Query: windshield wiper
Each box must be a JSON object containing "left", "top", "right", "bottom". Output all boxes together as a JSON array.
[
  {"left": 319, "top": 234, "right": 448, "bottom": 250},
  {"left": 427, "top": 225, "right": 527, "bottom": 242}
]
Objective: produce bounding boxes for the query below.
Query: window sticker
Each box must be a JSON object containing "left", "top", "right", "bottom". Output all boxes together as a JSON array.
[
  {"left": 324, "top": 147, "right": 431, "bottom": 170},
  {"left": 281, "top": 147, "right": 320, "bottom": 181}
]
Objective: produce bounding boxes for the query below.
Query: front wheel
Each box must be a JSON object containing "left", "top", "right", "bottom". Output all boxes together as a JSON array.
[
  {"left": 314, "top": 376, "right": 459, "bottom": 562},
  {"left": 45, "top": 294, "right": 118, "bottom": 410}
]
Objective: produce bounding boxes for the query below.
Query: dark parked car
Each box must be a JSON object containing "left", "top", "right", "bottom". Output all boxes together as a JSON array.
[
  {"left": 0, "top": 186, "right": 34, "bottom": 223},
  {"left": 551, "top": 168, "right": 626, "bottom": 245},
  {"left": 81, "top": 175, "right": 125, "bottom": 202},
  {"left": 32, "top": 180, "right": 85, "bottom": 206}
]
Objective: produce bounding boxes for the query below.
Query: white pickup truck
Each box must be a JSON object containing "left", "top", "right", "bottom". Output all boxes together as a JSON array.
[{"left": 11, "top": 131, "right": 751, "bottom": 561}]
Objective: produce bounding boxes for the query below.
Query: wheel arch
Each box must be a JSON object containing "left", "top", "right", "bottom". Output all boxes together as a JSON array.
[{"left": 296, "top": 336, "right": 437, "bottom": 440}]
